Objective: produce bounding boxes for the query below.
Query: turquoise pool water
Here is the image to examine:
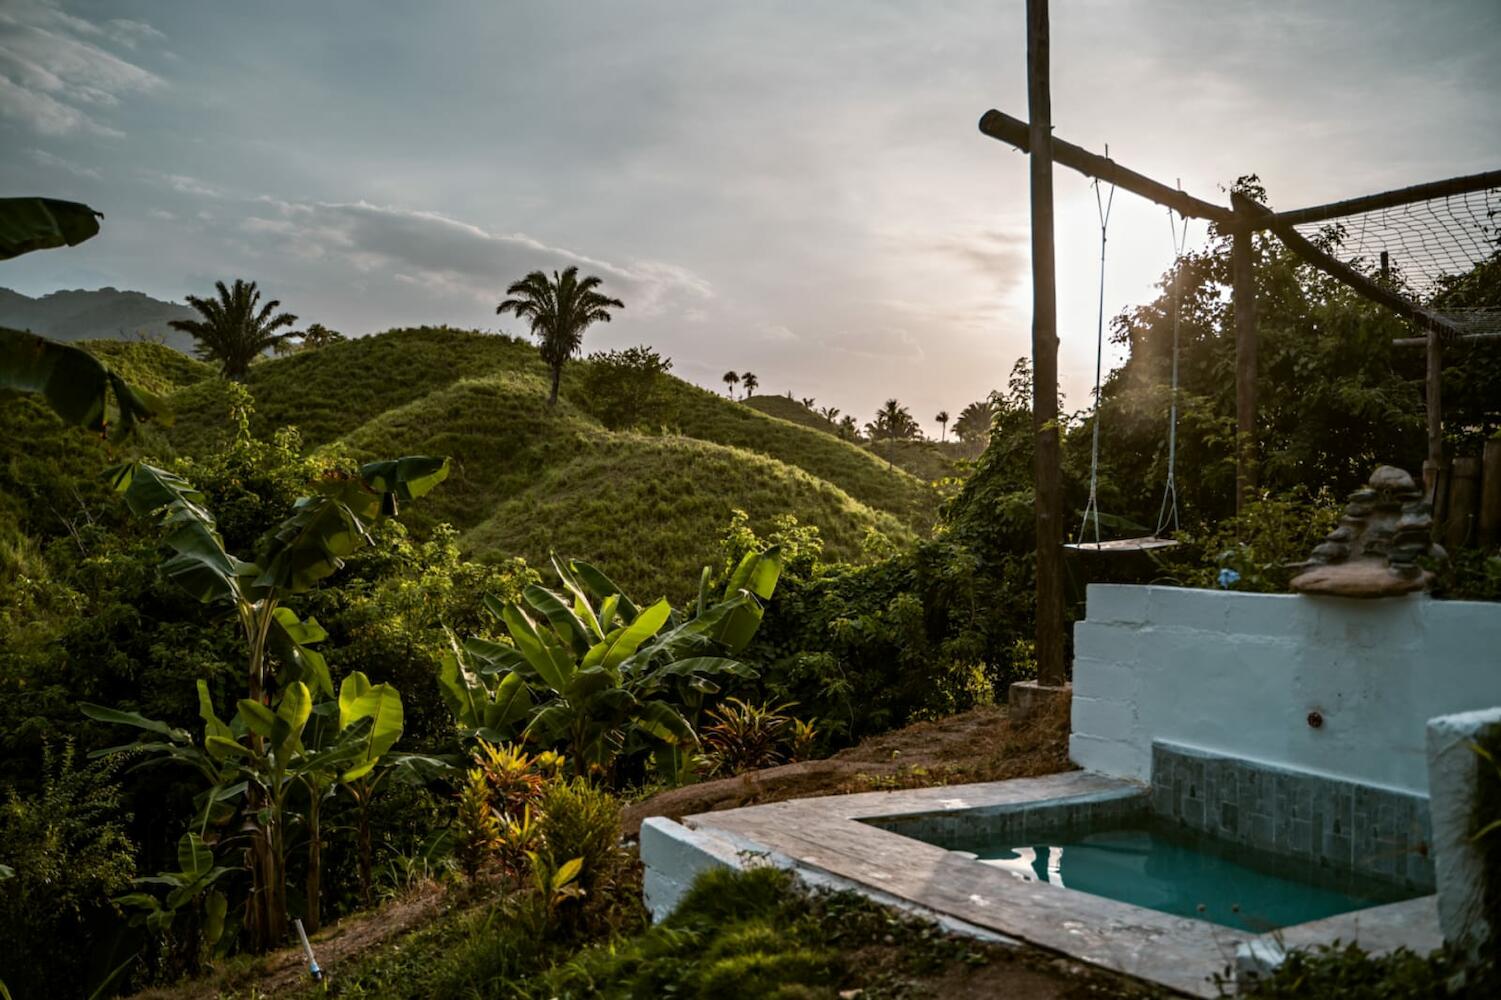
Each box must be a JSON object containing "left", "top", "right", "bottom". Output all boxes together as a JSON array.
[{"left": 953, "top": 825, "right": 1418, "bottom": 932}]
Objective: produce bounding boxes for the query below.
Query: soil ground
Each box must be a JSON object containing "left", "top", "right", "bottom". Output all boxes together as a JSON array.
[{"left": 621, "top": 696, "right": 1073, "bottom": 836}]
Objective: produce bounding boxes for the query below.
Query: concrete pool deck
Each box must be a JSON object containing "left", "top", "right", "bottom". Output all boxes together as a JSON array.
[{"left": 641, "top": 771, "right": 1442, "bottom": 997}]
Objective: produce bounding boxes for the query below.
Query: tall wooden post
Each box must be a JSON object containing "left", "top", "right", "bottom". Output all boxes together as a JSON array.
[
  {"left": 1424, "top": 324, "right": 1444, "bottom": 499},
  {"left": 1229, "top": 195, "right": 1258, "bottom": 516},
  {"left": 1026, "top": 0, "right": 1064, "bottom": 687}
]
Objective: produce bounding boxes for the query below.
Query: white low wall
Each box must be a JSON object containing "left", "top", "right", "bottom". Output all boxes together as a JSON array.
[{"left": 1070, "top": 585, "right": 1501, "bottom": 796}]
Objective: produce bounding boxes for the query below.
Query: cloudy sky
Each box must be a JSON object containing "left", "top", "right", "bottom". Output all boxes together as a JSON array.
[{"left": 3, "top": 1, "right": 1498, "bottom": 433}]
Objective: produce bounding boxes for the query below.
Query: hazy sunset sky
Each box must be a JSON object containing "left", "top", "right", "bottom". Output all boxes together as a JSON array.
[{"left": 3, "top": 0, "right": 1498, "bottom": 433}]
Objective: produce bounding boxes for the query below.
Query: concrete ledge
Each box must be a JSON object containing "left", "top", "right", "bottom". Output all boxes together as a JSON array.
[{"left": 1426, "top": 706, "right": 1501, "bottom": 956}]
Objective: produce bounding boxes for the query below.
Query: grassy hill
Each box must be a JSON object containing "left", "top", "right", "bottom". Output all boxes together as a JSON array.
[
  {"left": 743, "top": 393, "right": 839, "bottom": 433},
  {"left": 54, "top": 328, "right": 931, "bottom": 596},
  {"left": 463, "top": 433, "right": 911, "bottom": 601}
]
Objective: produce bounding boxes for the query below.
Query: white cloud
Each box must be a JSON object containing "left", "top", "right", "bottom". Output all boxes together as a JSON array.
[
  {"left": 29, "top": 146, "right": 99, "bottom": 178},
  {"left": 238, "top": 198, "right": 711, "bottom": 316},
  {"left": 0, "top": 0, "right": 163, "bottom": 136}
]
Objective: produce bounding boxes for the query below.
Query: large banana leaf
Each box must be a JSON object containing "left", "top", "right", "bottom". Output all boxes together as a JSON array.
[
  {"left": 80, "top": 703, "right": 192, "bottom": 744},
  {"left": 337, "top": 671, "right": 403, "bottom": 781},
  {"left": 254, "top": 456, "right": 449, "bottom": 593},
  {"left": 358, "top": 456, "right": 451, "bottom": 515},
  {"left": 267, "top": 608, "right": 333, "bottom": 697},
  {"left": 523, "top": 584, "right": 591, "bottom": 654},
  {"left": 725, "top": 546, "right": 783, "bottom": 601},
  {"left": 502, "top": 604, "right": 577, "bottom": 694},
  {"left": 108, "top": 462, "right": 245, "bottom": 604},
  {"left": 566, "top": 558, "right": 640, "bottom": 621},
  {"left": 582, "top": 598, "right": 670, "bottom": 670},
  {"left": 1, "top": 328, "right": 167, "bottom": 438},
  {"left": 0, "top": 197, "right": 101, "bottom": 259}
]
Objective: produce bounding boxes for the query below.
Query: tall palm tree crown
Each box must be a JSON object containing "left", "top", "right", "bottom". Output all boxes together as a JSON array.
[
  {"left": 497, "top": 266, "right": 623, "bottom": 405},
  {"left": 169, "top": 279, "right": 298, "bottom": 379},
  {"left": 936, "top": 410, "right": 950, "bottom": 441},
  {"left": 722, "top": 371, "right": 740, "bottom": 398},
  {"left": 741, "top": 371, "right": 759, "bottom": 397}
]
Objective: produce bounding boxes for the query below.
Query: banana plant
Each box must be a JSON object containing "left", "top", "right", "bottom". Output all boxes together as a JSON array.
[
  {"left": 114, "top": 832, "right": 233, "bottom": 959},
  {"left": 109, "top": 456, "right": 449, "bottom": 709},
  {"left": 461, "top": 550, "right": 782, "bottom": 779}
]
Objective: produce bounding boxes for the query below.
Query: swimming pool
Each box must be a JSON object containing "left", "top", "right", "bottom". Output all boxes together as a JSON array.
[{"left": 942, "top": 821, "right": 1420, "bottom": 932}]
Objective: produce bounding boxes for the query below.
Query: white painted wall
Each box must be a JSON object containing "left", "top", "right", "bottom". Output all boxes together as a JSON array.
[
  {"left": 1426, "top": 707, "right": 1501, "bottom": 953},
  {"left": 1070, "top": 585, "right": 1501, "bottom": 796}
]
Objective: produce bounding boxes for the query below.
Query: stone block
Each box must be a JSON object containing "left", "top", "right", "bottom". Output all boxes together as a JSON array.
[
  {"left": 1083, "top": 583, "right": 1149, "bottom": 624},
  {"left": 1008, "top": 679, "right": 1071, "bottom": 724},
  {"left": 1145, "top": 586, "right": 1231, "bottom": 632},
  {"left": 1073, "top": 621, "right": 1136, "bottom": 664},
  {"left": 1071, "top": 658, "right": 1137, "bottom": 703}
]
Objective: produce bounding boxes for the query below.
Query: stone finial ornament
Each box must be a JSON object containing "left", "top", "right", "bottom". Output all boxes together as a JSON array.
[{"left": 1290, "top": 465, "right": 1445, "bottom": 598}]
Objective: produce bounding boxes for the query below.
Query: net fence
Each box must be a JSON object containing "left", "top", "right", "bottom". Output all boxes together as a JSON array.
[{"left": 1291, "top": 183, "right": 1501, "bottom": 336}]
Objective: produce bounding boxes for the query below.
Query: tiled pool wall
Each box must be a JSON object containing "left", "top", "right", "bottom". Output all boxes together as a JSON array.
[
  {"left": 866, "top": 787, "right": 1149, "bottom": 844},
  {"left": 867, "top": 743, "right": 1433, "bottom": 893},
  {"left": 1152, "top": 742, "right": 1434, "bottom": 892}
]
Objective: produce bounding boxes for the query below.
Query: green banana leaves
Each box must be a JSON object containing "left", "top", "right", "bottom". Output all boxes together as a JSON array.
[
  {"left": 1, "top": 327, "right": 169, "bottom": 438},
  {"left": 451, "top": 548, "right": 783, "bottom": 774},
  {"left": 0, "top": 197, "right": 101, "bottom": 260}
]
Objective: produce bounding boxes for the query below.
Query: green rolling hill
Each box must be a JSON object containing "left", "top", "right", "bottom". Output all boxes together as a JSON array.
[{"left": 7, "top": 328, "right": 934, "bottom": 596}]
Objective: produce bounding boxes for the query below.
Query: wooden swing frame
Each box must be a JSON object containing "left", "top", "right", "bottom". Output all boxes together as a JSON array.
[{"left": 994, "top": 0, "right": 1500, "bottom": 684}]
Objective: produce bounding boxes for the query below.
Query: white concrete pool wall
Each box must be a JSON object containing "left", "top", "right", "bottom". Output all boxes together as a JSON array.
[{"left": 1071, "top": 585, "right": 1501, "bottom": 796}]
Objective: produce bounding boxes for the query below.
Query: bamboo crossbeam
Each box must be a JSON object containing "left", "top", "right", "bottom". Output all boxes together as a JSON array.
[
  {"left": 1268, "top": 170, "right": 1501, "bottom": 228},
  {"left": 1393, "top": 331, "right": 1501, "bottom": 346},
  {"left": 977, "top": 109, "right": 1234, "bottom": 224}
]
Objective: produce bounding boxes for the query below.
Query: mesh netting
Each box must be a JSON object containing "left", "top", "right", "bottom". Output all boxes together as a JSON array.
[{"left": 1291, "top": 185, "right": 1501, "bottom": 334}]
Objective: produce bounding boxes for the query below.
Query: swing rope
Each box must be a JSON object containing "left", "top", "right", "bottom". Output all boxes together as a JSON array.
[
  {"left": 1156, "top": 206, "right": 1190, "bottom": 537},
  {"left": 1078, "top": 175, "right": 1115, "bottom": 546}
]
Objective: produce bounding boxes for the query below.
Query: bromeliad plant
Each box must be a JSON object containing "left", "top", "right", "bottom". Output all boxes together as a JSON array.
[{"left": 444, "top": 550, "right": 783, "bottom": 782}]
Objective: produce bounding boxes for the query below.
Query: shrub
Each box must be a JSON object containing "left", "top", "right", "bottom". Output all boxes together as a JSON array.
[
  {"left": 0, "top": 742, "right": 138, "bottom": 999},
  {"left": 538, "top": 778, "right": 627, "bottom": 921},
  {"left": 577, "top": 345, "right": 675, "bottom": 430},
  {"left": 1223, "top": 942, "right": 1455, "bottom": 998}
]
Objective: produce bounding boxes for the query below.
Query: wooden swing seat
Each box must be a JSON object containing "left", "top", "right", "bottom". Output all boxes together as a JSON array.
[{"left": 1063, "top": 536, "right": 1181, "bottom": 554}]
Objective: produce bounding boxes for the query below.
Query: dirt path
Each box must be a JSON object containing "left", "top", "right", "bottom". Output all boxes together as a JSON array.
[
  {"left": 622, "top": 697, "right": 1072, "bottom": 836},
  {"left": 127, "top": 883, "right": 449, "bottom": 1000}
]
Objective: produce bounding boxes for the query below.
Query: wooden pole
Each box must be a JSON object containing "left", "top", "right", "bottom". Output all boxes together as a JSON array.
[
  {"left": 1230, "top": 194, "right": 1259, "bottom": 516},
  {"left": 1480, "top": 438, "right": 1501, "bottom": 548},
  {"left": 1446, "top": 457, "right": 1479, "bottom": 549},
  {"left": 1425, "top": 325, "right": 1444, "bottom": 497},
  {"left": 977, "top": 109, "right": 1233, "bottom": 224},
  {"left": 1026, "top": 0, "right": 1065, "bottom": 688}
]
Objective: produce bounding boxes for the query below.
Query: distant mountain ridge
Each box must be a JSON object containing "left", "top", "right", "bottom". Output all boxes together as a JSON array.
[{"left": 0, "top": 285, "right": 198, "bottom": 353}]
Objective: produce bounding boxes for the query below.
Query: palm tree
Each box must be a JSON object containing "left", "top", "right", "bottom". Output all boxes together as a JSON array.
[
  {"left": 301, "top": 323, "right": 345, "bottom": 350},
  {"left": 936, "top": 410, "right": 950, "bottom": 442},
  {"left": 865, "top": 399, "right": 919, "bottom": 450},
  {"left": 168, "top": 279, "right": 298, "bottom": 379},
  {"left": 837, "top": 414, "right": 860, "bottom": 441},
  {"left": 819, "top": 405, "right": 841, "bottom": 424},
  {"left": 497, "top": 266, "right": 623, "bottom": 405},
  {"left": 800, "top": 396, "right": 816, "bottom": 410},
  {"left": 741, "top": 371, "right": 759, "bottom": 397},
  {"left": 722, "top": 371, "right": 740, "bottom": 399}
]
